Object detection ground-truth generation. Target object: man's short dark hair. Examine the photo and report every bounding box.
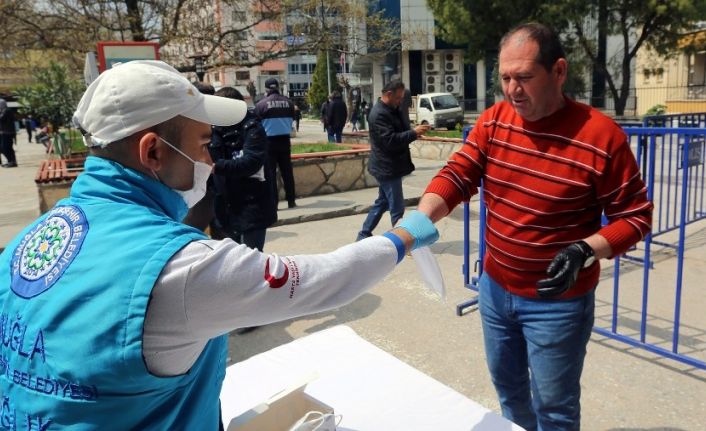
[215,86,244,101]
[382,80,405,94]
[500,22,565,72]
[193,82,215,95]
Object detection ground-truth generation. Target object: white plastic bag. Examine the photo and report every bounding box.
[288,411,341,431]
[411,246,446,301]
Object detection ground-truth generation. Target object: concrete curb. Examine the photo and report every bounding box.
[272,196,421,227]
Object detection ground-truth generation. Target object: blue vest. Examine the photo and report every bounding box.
[0,156,227,430]
[255,92,294,137]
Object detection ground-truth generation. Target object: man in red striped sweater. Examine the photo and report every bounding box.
[419,23,653,431]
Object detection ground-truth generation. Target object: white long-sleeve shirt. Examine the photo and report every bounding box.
[143,236,397,376]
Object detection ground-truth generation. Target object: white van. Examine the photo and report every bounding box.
[410,93,464,129]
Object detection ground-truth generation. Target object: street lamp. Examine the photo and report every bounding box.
[188,53,207,82]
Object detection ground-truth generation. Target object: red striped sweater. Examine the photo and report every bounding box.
[426,98,653,298]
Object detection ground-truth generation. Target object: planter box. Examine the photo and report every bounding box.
[34,150,380,213]
[35,157,85,213]
[279,149,377,199]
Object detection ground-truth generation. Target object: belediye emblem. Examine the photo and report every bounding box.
[11,205,89,298]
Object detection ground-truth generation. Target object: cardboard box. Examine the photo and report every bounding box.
[228,379,335,431]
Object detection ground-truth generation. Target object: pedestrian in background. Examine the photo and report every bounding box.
[350,102,360,132]
[399,88,413,131]
[320,97,330,133]
[210,86,277,253]
[255,78,297,208]
[193,82,216,96]
[293,103,301,132]
[360,100,369,130]
[181,82,217,232]
[416,23,653,431]
[356,81,430,240]
[0,99,17,168]
[24,115,34,143]
[326,90,347,143]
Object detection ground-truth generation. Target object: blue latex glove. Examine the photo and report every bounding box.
[397,210,439,250]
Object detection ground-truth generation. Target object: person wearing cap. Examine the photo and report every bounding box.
[255,77,297,208]
[0,60,439,429]
[0,98,17,167]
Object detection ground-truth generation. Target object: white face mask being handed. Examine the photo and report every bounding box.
[152,137,212,208]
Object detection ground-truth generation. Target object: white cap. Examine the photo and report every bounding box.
[72,60,247,147]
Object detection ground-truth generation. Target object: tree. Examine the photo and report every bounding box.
[1,0,401,74]
[14,62,85,136]
[307,51,339,114]
[427,0,706,116]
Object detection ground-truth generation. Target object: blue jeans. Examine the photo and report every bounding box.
[356,176,404,240]
[478,273,595,431]
[327,126,343,143]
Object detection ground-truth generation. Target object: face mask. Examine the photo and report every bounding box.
[153,137,212,208]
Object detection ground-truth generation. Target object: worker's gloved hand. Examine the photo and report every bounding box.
[536,243,586,298]
[397,210,439,250]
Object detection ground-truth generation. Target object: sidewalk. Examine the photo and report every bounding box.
[0,131,48,248]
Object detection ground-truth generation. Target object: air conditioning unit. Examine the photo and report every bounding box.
[426,75,437,85]
[444,52,461,72]
[425,52,440,73]
[425,83,437,93]
[445,74,461,94]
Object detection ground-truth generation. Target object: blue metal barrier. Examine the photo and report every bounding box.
[456,126,481,316]
[644,112,706,128]
[459,123,706,369]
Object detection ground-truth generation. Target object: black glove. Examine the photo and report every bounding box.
[536,242,592,298]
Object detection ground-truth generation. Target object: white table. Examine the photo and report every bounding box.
[220,325,524,431]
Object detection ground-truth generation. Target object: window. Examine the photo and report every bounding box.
[420,99,432,110]
[655,69,664,84]
[232,10,247,23]
[258,33,280,41]
[688,52,706,86]
[431,95,460,110]
[231,32,248,43]
[235,71,250,81]
[238,51,249,62]
[289,82,309,90]
[288,63,301,74]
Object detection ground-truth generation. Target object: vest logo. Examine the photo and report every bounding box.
[11,205,89,299]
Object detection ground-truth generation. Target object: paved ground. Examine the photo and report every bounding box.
[2,121,705,430]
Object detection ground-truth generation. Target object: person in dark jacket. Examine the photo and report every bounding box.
[24,115,34,143]
[350,102,360,132]
[399,88,413,131]
[210,87,277,252]
[0,99,17,168]
[182,82,217,231]
[320,98,330,132]
[293,103,301,132]
[359,100,369,130]
[255,78,297,208]
[325,90,348,143]
[356,81,430,240]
